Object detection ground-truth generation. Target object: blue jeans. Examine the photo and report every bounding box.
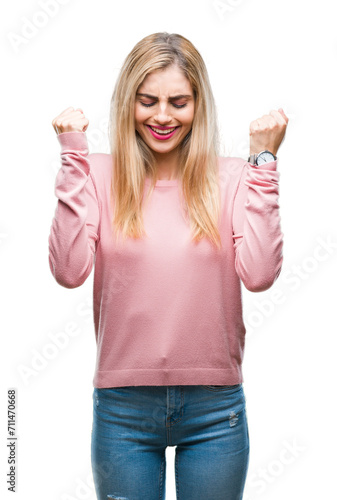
[91,384,249,500]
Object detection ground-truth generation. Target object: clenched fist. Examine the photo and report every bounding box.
[51,106,89,135]
[249,108,289,157]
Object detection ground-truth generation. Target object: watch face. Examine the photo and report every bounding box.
[257,151,275,165]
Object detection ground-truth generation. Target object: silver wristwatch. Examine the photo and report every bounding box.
[248,150,277,166]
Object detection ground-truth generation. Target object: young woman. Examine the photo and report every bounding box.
[49,32,288,500]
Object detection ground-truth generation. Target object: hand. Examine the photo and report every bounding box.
[249,108,289,157]
[51,106,89,135]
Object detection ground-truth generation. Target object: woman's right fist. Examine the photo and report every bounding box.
[52,107,89,135]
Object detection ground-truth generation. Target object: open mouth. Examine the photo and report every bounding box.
[146,125,180,140]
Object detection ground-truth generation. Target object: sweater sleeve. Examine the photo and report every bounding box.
[232,160,283,292]
[48,131,100,289]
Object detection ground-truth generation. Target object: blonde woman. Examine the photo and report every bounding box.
[49,32,288,500]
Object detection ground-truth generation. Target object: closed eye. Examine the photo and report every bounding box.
[140,102,187,109]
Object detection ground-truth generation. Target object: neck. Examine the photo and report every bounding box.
[152,148,180,180]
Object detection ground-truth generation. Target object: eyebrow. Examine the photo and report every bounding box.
[136,93,193,100]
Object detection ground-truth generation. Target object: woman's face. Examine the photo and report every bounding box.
[134,64,195,155]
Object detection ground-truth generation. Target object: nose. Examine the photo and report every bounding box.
[153,102,173,125]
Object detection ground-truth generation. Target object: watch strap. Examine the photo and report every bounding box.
[248,153,258,164]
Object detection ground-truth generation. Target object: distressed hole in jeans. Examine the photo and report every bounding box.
[229,410,239,427]
[107,496,128,499]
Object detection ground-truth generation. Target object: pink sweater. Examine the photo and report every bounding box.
[48,131,283,388]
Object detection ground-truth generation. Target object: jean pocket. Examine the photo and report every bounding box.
[200,384,241,392]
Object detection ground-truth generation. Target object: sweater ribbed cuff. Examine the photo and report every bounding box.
[247,159,278,171]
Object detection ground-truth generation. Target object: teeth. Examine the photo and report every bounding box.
[149,126,177,135]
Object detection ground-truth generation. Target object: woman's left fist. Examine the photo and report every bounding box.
[249,108,289,156]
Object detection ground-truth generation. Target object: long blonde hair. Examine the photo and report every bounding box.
[108,32,222,249]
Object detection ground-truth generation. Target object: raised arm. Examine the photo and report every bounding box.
[232,159,284,292]
[48,131,100,288]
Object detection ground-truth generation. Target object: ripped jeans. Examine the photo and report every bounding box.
[91,384,249,500]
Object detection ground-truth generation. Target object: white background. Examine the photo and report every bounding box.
[1,0,336,499]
